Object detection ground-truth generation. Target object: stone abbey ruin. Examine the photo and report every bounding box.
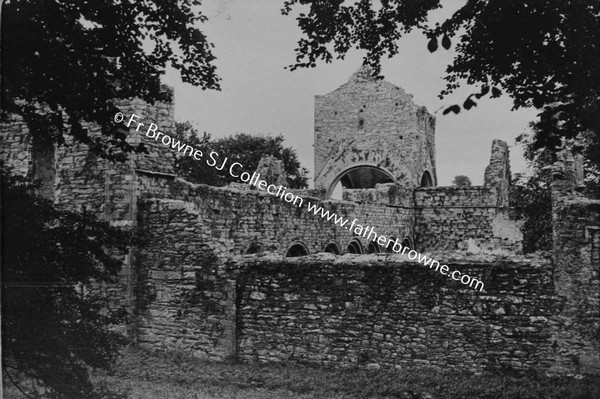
[1,67,599,375]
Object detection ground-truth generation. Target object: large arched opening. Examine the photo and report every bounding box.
[328,165,395,199]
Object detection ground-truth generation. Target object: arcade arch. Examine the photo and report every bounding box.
[346,238,364,254]
[328,165,395,199]
[285,242,310,257]
[323,241,342,255]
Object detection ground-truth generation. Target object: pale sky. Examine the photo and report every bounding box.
[162,0,538,186]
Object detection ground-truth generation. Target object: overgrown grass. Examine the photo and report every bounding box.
[5,346,599,398]
[93,347,599,399]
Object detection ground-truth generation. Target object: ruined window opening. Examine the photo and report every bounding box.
[323,242,341,255]
[347,239,363,254]
[420,171,433,187]
[367,241,381,254]
[401,237,413,250]
[386,237,397,253]
[358,117,364,129]
[286,242,309,257]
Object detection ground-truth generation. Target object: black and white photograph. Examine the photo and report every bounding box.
[1,1,599,398]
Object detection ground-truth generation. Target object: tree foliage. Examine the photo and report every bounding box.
[510,172,553,254]
[452,175,472,187]
[282,0,600,166]
[173,122,309,189]
[1,167,131,398]
[1,0,220,159]
[510,125,598,253]
[509,128,555,253]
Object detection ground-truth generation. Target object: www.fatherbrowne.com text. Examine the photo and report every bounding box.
[115,112,485,292]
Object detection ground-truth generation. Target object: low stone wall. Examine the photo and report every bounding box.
[234,254,565,372]
[134,250,598,375]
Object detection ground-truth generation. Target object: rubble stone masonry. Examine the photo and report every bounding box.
[314,66,436,195]
[2,73,598,375]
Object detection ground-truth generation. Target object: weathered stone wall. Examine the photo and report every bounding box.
[484,139,511,208]
[314,66,436,195]
[133,198,232,359]
[0,113,31,176]
[138,178,415,260]
[53,91,176,218]
[4,77,596,378]
[342,183,413,208]
[413,186,522,252]
[132,180,419,355]
[234,254,566,373]
[0,89,176,216]
[0,91,177,309]
[549,147,600,375]
[133,248,598,376]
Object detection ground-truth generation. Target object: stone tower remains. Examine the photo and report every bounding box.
[314,66,436,197]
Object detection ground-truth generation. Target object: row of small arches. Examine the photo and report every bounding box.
[245,237,414,257]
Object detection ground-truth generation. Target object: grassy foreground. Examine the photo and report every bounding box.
[4,346,599,398]
[90,347,598,399]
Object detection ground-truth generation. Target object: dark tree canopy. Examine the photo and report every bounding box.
[452,175,472,187]
[510,130,555,253]
[1,168,131,398]
[173,122,309,189]
[510,172,553,253]
[510,125,598,253]
[283,0,599,165]
[1,0,220,158]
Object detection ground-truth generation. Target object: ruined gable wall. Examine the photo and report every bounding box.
[314,68,436,193]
